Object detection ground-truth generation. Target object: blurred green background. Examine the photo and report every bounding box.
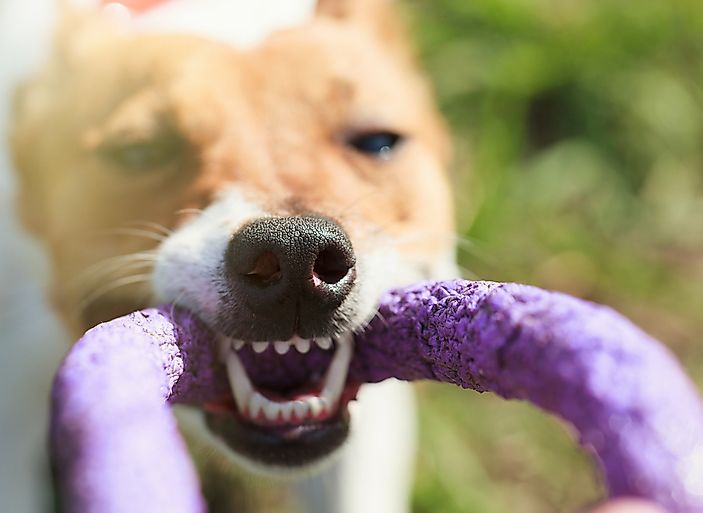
[404,0,703,511]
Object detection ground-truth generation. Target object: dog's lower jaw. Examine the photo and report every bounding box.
[204,408,351,477]
[194,381,418,513]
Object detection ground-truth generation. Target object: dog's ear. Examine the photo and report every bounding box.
[316,0,412,59]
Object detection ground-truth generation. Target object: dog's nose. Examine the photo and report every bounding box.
[223,216,356,340]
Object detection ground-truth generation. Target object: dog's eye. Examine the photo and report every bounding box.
[99,130,184,172]
[347,131,403,158]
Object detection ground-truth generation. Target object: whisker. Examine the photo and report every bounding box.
[166,291,191,338]
[72,252,158,291]
[101,227,167,243]
[168,291,187,319]
[368,308,389,330]
[124,220,173,236]
[72,260,155,293]
[453,234,497,269]
[363,225,451,249]
[79,251,158,273]
[78,273,152,314]
[176,208,204,217]
[453,234,479,250]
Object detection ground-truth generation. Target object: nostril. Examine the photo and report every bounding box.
[313,246,352,286]
[243,251,282,287]
[223,215,357,340]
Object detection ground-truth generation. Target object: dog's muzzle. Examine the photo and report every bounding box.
[207,215,361,469]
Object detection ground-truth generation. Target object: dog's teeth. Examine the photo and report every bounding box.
[315,337,332,350]
[273,341,291,355]
[252,342,269,354]
[263,399,280,422]
[308,397,325,418]
[280,402,294,422]
[225,351,253,414]
[293,400,309,420]
[292,336,311,354]
[249,392,266,418]
[320,335,354,408]
[223,330,355,426]
[318,397,330,415]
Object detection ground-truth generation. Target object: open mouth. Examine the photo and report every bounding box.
[204,334,360,469]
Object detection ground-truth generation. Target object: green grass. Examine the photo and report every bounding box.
[405,1,703,511]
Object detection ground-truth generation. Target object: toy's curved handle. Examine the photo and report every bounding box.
[352,281,703,513]
[50,280,703,513]
[50,311,208,513]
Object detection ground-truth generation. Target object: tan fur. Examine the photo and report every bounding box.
[12,4,454,337]
[8,4,455,512]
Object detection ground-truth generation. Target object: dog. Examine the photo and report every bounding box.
[7,0,457,511]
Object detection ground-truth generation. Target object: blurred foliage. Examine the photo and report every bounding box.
[403,0,703,511]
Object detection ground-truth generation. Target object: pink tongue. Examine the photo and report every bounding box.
[236,344,335,391]
[258,382,323,402]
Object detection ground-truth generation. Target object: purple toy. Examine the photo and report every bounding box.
[50,280,703,513]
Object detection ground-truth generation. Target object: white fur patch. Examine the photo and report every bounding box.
[87,0,317,48]
[152,187,266,318]
[151,185,421,336]
[339,380,418,513]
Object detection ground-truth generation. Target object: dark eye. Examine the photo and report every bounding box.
[99,129,184,172]
[347,131,403,158]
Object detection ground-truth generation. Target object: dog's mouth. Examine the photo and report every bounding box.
[203,334,360,470]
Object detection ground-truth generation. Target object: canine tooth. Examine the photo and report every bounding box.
[293,400,309,420]
[248,392,266,418]
[225,351,253,414]
[233,340,246,351]
[321,335,354,407]
[292,337,311,354]
[274,341,291,355]
[263,399,280,422]
[252,341,269,354]
[315,337,332,350]
[338,332,354,346]
[307,397,325,418]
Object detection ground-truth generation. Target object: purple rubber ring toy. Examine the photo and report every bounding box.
[50,280,703,513]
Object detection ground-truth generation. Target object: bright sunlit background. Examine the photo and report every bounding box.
[406,0,703,512]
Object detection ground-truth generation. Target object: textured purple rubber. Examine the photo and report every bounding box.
[50,280,703,513]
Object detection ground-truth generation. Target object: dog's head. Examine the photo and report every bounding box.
[12,0,456,472]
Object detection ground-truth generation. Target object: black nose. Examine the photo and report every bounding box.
[221,215,357,340]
